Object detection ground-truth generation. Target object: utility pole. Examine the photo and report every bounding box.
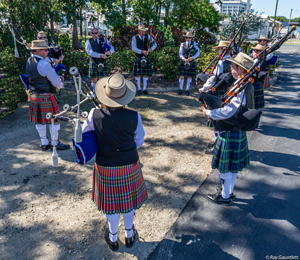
[288,8,293,32]
[272,0,279,36]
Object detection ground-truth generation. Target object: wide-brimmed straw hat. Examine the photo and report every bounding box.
[252,44,267,51]
[183,31,194,38]
[256,35,270,41]
[95,73,136,107]
[226,52,254,71]
[213,40,231,49]
[26,40,51,50]
[138,25,148,31]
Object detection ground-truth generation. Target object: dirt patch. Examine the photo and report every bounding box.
[0,81,215,260]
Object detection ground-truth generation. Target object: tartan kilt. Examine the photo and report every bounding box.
[212,131,249,173]
[29,93,59,124]
[263,71,270,88]
[92,160,148,215]
[88,61,109,79]
[179,60,196,77]
[253,82,264,109]
[132,56,152,76]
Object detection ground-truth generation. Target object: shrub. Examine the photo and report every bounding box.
[63,50,89,75]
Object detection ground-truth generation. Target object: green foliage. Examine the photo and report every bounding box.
[107,48,135,73]
[270,16,288,22]
[63,50,89,75]
[59,33,72,51]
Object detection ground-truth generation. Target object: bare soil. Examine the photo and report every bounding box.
[0,77,215,260]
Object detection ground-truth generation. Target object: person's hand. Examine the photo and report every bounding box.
[199,88,203,93]
[148,48,152,53]
[53,58,60,65]
[188,57,193,62]
[105,51,111,56]
[142,50,148,56]
[59,76,64,82]
[184,58,188,63]
[203,108,208,117]
[59,56,64,62]
[101,54,107,59]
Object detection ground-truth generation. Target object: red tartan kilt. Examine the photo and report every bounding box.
[263,71,270,88]
[92,160,148,214]
[29,93,59,124]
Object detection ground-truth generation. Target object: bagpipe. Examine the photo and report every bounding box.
[183,41,198,71]
[199,25,297,132]
[96,36,112,73]
[196,22,246,88]
[46,66,101,166]
[139,29,157,68]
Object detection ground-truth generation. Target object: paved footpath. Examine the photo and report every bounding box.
[149,44,300,260]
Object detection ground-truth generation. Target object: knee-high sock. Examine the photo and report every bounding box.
[123,210,135,238]
[143,77,148,90]
[49,124,60,146]
[91,83,96,93]
[220,171,233,199]
[214,131,219,140]
[36,124,48,145]
[186,78,192,91]
[136,77,141,90]
[106,213,120,242]
[230,173,238,194]
[179,79,184,90]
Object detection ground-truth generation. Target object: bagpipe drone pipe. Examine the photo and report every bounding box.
[46,66,101,167]
[196,22,245,87]
[198,25,297,132]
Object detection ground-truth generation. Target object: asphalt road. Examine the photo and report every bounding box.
[149,44,300,260]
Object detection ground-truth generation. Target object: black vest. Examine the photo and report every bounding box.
[26,56,55,94]
[89,38,105,65]
[182,41,196,59]
[135,35,148,59]
[222,60,231,73]
[93,108,139,166]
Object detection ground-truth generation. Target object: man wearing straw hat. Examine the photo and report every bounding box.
[81,73,147,251]
[199,40,232,154]
[131,24,157,95]
[178,31,200,96]
[85,27,114,93]
[26,40,70,151]
[203,52,254,206]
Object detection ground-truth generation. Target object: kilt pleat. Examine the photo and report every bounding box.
[263,71,270,88]
[212,131,249,173]
[29,93,59,124]
[253,82,264,109]
[88,61,109,78]
[92,161,148,214]
[132,56,152,76]
[179,60,196,77]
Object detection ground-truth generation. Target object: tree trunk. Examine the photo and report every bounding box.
[72,16,79,49]
[121,0,126,24]
[49,13,55,37]
[80,8,83,36]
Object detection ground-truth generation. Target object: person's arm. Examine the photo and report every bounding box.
[179,43,185,61]
[148,35,157,51]
[266,52,274,61]
[85,39,101,58]
[82,108,95,133]
[201,75,217,92]
[134,113,145,149]
[132,36,142,54]
[37,60,62,89]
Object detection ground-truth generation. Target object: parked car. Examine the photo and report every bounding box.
[59,24,72,34]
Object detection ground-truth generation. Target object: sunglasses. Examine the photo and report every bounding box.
[38,37,47,39]
[186,37,192,39]
[92,32,98,34]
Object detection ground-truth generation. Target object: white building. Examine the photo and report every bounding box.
[210,0,252,16]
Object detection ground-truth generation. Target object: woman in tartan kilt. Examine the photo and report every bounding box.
[82,73,147,251]
[85,27,114,93]
[203,52,254,206]
[132,24,157,95]
[199,41,232,154]
[26,40,70,151]
[178,31,200,96]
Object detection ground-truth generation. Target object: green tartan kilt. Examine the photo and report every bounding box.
[179,60,196,77]
[88,61,109,78]
[212,131,249,173]
[253,82,264,109]
[133,56,152,76]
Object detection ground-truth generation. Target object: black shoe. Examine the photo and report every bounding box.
[216,186,236,200]
[143,90,149,95]
[206,193,231,205]
[205,146,215,155]
[207,140,217,149]
[137,90,142,96]
[185,90,190,96]
[125,225,137,248]
[51,141,70,150]
[178,89,182,95]
[41,143,51,151]
[105,229,119,251]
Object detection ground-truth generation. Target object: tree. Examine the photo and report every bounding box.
[270,16,288,22]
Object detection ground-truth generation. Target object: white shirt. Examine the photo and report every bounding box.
[206,80,247,121]
[179,41,200,61]
[85,38,115,58]
[32,54,62,89]
[82,108,145,149]
[131,34,157,54]
[262,44,274,61]
[201,55,231,92]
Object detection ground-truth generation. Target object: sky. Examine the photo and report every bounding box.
[250,0,300,19]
